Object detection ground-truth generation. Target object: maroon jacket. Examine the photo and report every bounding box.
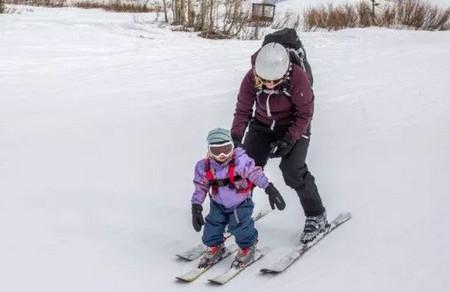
[231,64,314,142]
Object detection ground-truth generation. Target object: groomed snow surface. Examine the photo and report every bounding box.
[1,6,450,292]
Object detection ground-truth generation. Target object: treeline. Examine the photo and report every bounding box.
[3,0,160,11]
[304,0,450,31]
[168,0,249,39]
[3,0,448,33]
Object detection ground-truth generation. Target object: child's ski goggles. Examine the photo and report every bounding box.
[208,142,234,159]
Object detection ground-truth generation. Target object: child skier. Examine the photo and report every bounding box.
[191,128,286,268]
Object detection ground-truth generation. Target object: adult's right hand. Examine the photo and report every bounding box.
[192,204,204,232]
[269,136,294,158]
[265,183,286,210]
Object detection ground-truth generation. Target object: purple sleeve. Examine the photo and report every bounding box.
[231,69,256,139]
[287,67,314,142]
[235,149,270,190]
[191,160,209,205]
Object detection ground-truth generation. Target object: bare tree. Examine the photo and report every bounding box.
[172,0,187,25]
[192,0,216,32]
[172,0,179,24]
[162,0,168,23]
[195,0,208,31]
[208,0,215,31]
[222,0,248,36]
[0,0,4,14]
[187,0,194,27]
[168,0,252,38]
[180,0,185,25]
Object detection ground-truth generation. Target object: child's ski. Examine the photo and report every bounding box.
[175,244,238,282]
[207,247,269,285]
[260,212,352,274]
[176,208,272,261]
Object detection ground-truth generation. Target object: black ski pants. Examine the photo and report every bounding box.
[243,120,325,217]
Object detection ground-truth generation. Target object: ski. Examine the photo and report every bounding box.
[260,212,352,274]
[176,243,238,282]
[176,208,272,261]
[208,246,269,285]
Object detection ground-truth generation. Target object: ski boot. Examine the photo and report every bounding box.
[198,243,226,268]
[232,243,257,268]
[300,211,329,244]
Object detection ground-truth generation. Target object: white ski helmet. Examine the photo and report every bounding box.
[255,42,290,81]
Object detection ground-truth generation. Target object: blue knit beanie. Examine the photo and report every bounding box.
[207,128,232,145]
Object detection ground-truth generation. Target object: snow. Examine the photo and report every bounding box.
[1,5,450,292]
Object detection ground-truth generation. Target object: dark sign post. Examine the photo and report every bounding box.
[251,3,276,23]
[250,3,276,39]
[371,0,380,16]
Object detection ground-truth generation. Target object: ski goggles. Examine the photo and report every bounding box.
[255,74,284,88]
[208,142,234,159]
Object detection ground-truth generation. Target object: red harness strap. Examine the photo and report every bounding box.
[204,158,218,195]
[228,158,254,194]
[204,154,253,196]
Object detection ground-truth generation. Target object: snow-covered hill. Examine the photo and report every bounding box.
[1,6,449,292]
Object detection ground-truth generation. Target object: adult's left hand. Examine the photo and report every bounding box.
[269,136,294,158]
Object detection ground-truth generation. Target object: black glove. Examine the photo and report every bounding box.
[231,134,243,148]
[265,183,286,210]
[192,204,204,232]
[269,136,294,158]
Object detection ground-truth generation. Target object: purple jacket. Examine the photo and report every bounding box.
[191,148,270,209]
[231,63,314,142]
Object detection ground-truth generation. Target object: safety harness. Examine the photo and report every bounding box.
[204,153,254,196]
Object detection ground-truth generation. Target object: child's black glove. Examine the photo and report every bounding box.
[265,183,286,210]
[269,136,294,158]
[192,204,204,232]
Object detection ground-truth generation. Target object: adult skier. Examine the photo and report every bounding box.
[231,42,328,243]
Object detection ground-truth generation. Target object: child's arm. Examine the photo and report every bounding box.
[236,150,286,210]
[236,151,270,190]
[191,160,209,232]
[191,160,210,205]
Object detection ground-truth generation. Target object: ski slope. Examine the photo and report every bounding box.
[1,6,450,292]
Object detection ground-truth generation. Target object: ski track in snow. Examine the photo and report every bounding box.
[1,5,450,292]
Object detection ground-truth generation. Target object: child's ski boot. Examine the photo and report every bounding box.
[198,243,226,268]
[232,243,257,268]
